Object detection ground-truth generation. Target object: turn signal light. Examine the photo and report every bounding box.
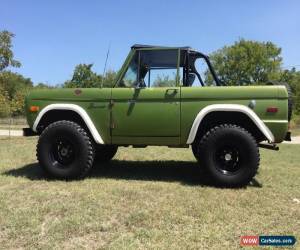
[29,106,39,112]
[266,107,278,113]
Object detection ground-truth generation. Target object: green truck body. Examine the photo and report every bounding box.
[25,85,288,145]
[24,45,291,186]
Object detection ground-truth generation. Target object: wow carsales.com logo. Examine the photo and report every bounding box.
[240,235,296,247]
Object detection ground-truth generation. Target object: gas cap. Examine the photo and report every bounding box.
[248,100,256,109]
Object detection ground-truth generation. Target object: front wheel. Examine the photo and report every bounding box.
[195,124,260,187]
[37,120,95,179]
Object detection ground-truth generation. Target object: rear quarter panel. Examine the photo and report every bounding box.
[180,86,288,144]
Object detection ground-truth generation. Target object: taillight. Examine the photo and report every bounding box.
[266,107,278,113]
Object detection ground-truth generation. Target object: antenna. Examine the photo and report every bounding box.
[101,42,111,87]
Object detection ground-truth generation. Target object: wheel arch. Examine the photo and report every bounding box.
[33,104,104,144]
[186,104,274,144]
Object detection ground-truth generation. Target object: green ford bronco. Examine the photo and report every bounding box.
[24,44,292,187]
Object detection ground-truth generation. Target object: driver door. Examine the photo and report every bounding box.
[111,49,181,145]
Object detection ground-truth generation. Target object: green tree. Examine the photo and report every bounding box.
[64,64,102,88]
[0,71,33,116]
[278,68,300,114]
[208,39,282,85]
[34,82,53,89]
[102,70,118,87]
[0,71,33,99]
[10,88,30,115]
[0,30,21,71]
[64,64,117,88]
[152,74,176,87]
[0,85,10,117]
[0,30,27,116]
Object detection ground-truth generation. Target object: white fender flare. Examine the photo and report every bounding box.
[33,103,104,144]
[186,104,275,144]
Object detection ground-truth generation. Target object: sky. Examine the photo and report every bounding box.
[1,0,300,85]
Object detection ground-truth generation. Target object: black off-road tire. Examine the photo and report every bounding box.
[196,124,260,187]
[94,144,118,163]
[192,142,200,161]
[268,81,293,121]
[37,120,95,179]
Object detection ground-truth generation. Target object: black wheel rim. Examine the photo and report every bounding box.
[214,145,241,175]
[50,137,76,168]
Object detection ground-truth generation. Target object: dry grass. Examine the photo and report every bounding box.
[0,137,299,249]
[0,117,27,130]
[0,124,27,130]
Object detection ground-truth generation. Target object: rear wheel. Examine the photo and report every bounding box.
[195,124,260,187]
[192,143,200,161]
[37,120,95,179]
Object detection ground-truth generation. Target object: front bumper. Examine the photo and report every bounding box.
[23,128,37,137]
[284,131,291,141]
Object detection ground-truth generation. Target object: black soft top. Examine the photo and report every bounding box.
[131,44,192,50]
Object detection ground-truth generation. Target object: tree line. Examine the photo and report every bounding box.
[207,39,300,113]
[0,30,117,117]
[0,30,299,118]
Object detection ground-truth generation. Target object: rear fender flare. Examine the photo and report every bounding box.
[186,104,275,144]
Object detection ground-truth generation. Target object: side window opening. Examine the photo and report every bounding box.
[144,68,178,87]
[118,48,219,88]
[140,49,180,88]
[193,57,216,86]
[182,51,217,87]
[118,49,182,88]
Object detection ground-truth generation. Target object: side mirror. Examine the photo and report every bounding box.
[187,73,196,86]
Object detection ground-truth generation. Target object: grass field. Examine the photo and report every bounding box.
[0,137,299,249]
[292,126,300,136]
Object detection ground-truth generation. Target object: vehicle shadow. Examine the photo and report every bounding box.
[92,160,210,186]
[2,160,262,188]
